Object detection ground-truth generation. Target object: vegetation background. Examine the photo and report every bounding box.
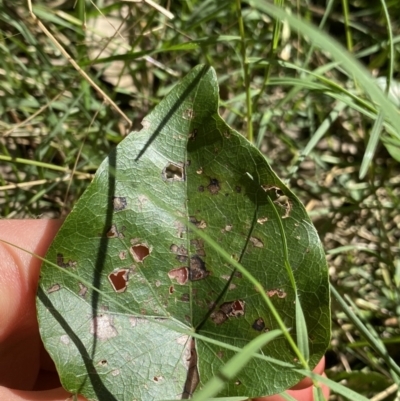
[1,0,400,400]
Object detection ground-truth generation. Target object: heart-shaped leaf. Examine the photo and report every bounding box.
[37,65,330,400]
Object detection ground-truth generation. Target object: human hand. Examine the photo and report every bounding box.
[0,219,328,401]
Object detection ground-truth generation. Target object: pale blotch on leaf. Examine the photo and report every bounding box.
[130,244,150,263]
[168,267,189,285]
[108,268,130,293]
[60,334,70,345]
[267,289,287,298]
[162,162,185,182]
[97,360,108,367]
[90,314,118,340]
[183,108,195,120]
[112,196,127,212]
[196,166,203,174]
[257,216,268,225]
[111,369,120,376]
[153,376,164,382]
[250,236,264,248]
[228,283,236,290]
[78,283,87,297]
[119,250,127,260]
[47,283,61,294]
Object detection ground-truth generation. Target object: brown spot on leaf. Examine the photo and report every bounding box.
[153,375,163,382]
[168,267,189,285]
[252,317,266,331]
[112,196,127,211]
[189,216,207,229]
[56,254,76,268]
[181,293,190,302]
[47,284,61,294]
[250,236,264,248]
[207,178,220,194]
[169,286,175,294]
[210,310,228,325]
[189,255,209,281]
[162,162,185,182]
[130,244,150,262]
[198,185,204,192]
[108,269,130,293]
[235,186,241,193]
[189,129,198,140]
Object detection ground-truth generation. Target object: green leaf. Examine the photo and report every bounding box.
[37,65,330,400]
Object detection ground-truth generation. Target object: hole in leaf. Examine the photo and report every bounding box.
[130,244,150,262]
[108,269,130,293]
[252,318,266,331]
[106,224,119,238]
[169,286,175,294]
[220,300,245,317]
[168,267,189,285]
[162,162,185,181]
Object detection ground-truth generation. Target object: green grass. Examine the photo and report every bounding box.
[1,0,400,399]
